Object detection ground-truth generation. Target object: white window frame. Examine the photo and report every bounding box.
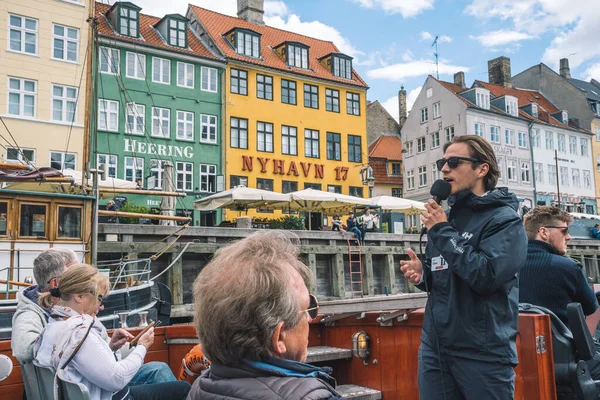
[507,159,517,182]
[201,67,218,93]
[596,126,600,142]
[152,107,170,138]
[405,140,414,156]
[548,164,557,184]
[176,110,194,141]
[431,131,440,149]
[562,111,569,125]
[518,131,528,149]
[506,98,518,116]
[545,131,554,150]
[50,151,76,171]
[257,121,274,152]
[583,170,592,189]
[431,162,439,182]
[426,88,433,98]
[505,129,515,146]
[281,125,297,156]
[520,161,530,183]
[176,162,193,192]
[406,169,415,190]
[417,137,426,153]
[126,52,146,80]
[475,123,485,137]
[97,154,117,178]
[126,103,145,135]
[98,99,119,132]
[418,166,427,188]
[8,14,38,55]
[177,62,194,89]
[532,129,541,148]
[476,90,489,109]
[200,114,217,144]
[534,163,543,184]
[8,77,36,118]
[199,164,217,193]
[560,166,569,187]
[6,147,35,164]
[532,104,538,118]
[99,47,119,74]
[572,168,581,188]
[420,107,428,123]
[498,158,504,182]
[124,156,144,185]
[580,138,589,157]
[444,126,454,142]
[569,136,577,155]
[149,159,164,190]
[490,126,500,144]
[557,133,566,152]
[152,57,171,84]
[432,102,441,119]
[52,24,78,63]
[52,84,77,123]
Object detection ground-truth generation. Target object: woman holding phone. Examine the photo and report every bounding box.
[34,264,191,400]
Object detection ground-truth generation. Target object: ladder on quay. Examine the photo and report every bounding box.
[347,238,363,298]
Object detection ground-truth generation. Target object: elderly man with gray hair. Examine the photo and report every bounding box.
[12,247,78,399]
[188,231,343,400]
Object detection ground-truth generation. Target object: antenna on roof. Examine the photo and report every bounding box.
[432,36,439,79]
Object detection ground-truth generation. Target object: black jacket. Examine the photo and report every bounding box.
[519,240,598,325]
[187,357,343,400]
[418,188,527,365]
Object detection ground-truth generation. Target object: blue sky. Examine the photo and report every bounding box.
[124,0,600,120]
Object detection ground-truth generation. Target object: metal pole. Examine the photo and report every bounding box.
[555,150,561,209]
[92,172,99,265]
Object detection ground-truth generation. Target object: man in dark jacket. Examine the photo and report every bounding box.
[400,135,527,400]
[188,231,343,400]
[345,211,362,242]
[520,206,600,378]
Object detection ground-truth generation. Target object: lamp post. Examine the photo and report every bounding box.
[360,165,375,198]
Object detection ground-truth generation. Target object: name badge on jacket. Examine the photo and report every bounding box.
[431,256,448,271]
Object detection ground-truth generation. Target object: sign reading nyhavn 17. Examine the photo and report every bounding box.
[124,139,194,159]
[241,155,349,181]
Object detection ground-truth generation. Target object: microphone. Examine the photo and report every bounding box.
[420,179,452,236]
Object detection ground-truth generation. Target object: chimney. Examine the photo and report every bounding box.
[591,78,600,89]
[488,56,512,88]
[454,71,466,88]
[559,58,571,79]
[237,0,264,25]
[398,86,407,127]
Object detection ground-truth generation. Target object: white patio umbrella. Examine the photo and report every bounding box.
[193,186,290,211]
[368,195,426,215]
[287,188,371,229]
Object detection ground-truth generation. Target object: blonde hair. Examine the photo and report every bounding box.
[39,264,109,309]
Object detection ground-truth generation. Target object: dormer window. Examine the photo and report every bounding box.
[333,55,352,79]
[505,96,518,117]
[532,104,538,118]
[562,110,569,125]
[168,18,186,48]
[287,43,308,69]
[475,89,489,110]
[234,29,260,58]
[119,6,138,37]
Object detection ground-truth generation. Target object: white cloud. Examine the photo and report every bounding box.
[401,49,414,62]
[380,86,422,122]
[584,63,600,82]
[464,0,600,70]
[367,60,470,82]
[421,31,452,43]
[264,1,289,18]
[470,30,535,47]
[351,0,435,18]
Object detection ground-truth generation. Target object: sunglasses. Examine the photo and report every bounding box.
[301,294,319,319]
[89,291,107,307]
[436,156,481,171]
[543,225,569,235]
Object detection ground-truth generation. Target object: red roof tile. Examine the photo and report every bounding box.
[96,2,221,61]
[188,5,368,88]
[370,159,402,185]
[369,134,402,161]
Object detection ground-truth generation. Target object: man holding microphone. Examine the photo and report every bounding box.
[400,135,527,399]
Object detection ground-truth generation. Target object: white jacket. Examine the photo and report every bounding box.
[34,308,146,400]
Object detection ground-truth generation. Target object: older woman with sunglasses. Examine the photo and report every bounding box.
[33,264,190,400]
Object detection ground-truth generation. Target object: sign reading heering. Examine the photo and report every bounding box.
[124,139,194,159]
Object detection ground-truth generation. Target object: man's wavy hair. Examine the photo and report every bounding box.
[523,206,573,240]
[193,230,312,365]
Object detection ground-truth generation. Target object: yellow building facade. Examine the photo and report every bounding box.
[0,0,89,173]
[189,4,369,222]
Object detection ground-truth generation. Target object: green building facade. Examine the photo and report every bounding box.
[93,2,226,225]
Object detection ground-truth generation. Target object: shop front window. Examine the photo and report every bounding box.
[20,204,46,237]
[58,206,81,238]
